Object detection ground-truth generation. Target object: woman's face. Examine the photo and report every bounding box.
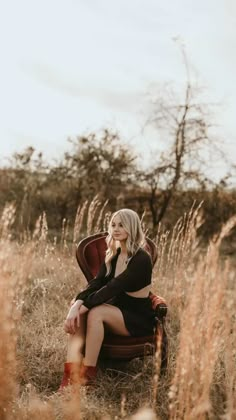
[111,214,128,242]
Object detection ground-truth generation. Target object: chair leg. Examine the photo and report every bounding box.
[160,326,168,374]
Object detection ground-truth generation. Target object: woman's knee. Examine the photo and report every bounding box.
[87,306,105,325]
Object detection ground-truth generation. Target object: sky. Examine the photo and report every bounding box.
[0,0,235,182]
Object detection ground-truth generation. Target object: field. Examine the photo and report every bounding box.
[0,202,236,420]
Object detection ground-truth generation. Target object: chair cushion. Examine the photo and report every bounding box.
[101,334,157,359]
[103,334,155,345]
[101,328,165,360]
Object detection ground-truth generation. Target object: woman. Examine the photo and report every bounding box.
[60,208,156,388]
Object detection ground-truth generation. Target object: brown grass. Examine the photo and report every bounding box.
[0,202,235,419]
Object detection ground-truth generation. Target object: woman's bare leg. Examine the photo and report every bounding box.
[66,312,88,362]
[84,304,130,366]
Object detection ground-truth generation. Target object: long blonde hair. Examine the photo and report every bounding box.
[105,208,145,274]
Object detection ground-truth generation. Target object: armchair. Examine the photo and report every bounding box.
[76,232,168,370]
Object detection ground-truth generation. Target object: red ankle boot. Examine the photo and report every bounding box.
[58,362,80,391]
[79,364,97,386]
[59,362,97,391]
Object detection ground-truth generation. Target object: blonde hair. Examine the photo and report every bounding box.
[105,208,146,274]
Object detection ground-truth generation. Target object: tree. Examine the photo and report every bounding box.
[1,147,47,233]
[140,49,224,231]
[62,129,136,202]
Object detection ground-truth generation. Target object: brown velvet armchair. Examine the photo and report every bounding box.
[76,232,168,369]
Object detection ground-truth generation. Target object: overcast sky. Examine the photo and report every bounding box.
[0,0,235,181]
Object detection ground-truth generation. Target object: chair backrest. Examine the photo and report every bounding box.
[76,231,157,282]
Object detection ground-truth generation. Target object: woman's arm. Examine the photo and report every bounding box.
[75,261,107,301]
[82,251,152,310]
[64,299,83,334]
[65,261,107,333]
[79,304,89,315]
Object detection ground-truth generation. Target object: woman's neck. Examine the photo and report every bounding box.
[119,241,127,255]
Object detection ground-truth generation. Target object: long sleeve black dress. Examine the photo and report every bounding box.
[75,247,156,336]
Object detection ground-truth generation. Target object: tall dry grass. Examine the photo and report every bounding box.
[0,201,235,419]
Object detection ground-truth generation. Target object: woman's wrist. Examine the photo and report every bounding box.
[73,299,83,307]
[79,305,89,314]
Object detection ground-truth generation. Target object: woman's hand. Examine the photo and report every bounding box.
[79,305,89,315]
[64,300,83,334]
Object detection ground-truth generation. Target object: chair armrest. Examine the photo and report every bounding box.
[155,303,168,320]
[149,292,168,321]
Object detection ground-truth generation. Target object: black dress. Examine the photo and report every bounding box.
[75,247,156,336]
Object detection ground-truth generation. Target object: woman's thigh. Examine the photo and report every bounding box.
[76,312,88,335]
[88,304,130,336]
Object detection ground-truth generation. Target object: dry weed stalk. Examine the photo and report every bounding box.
[154,203,204,306]
[120,393,127,418]
[73,196,108,239]
[60,218,67,248]
[63,220,70,250]
[94,199,109,233]
[33,212,48,242]
[73,204,81,243]
[0,202,16,240]
[223,307,236,418]
[169,215,236,419]
[0,242,33,419]
[103,211,112,232]
[60,389,82,420]
[212,214,236,249]
[73,200,88,243]
[87,195,101,235]
[151,332,162,409]
[141,209,149,237]
[59,216,71,251]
